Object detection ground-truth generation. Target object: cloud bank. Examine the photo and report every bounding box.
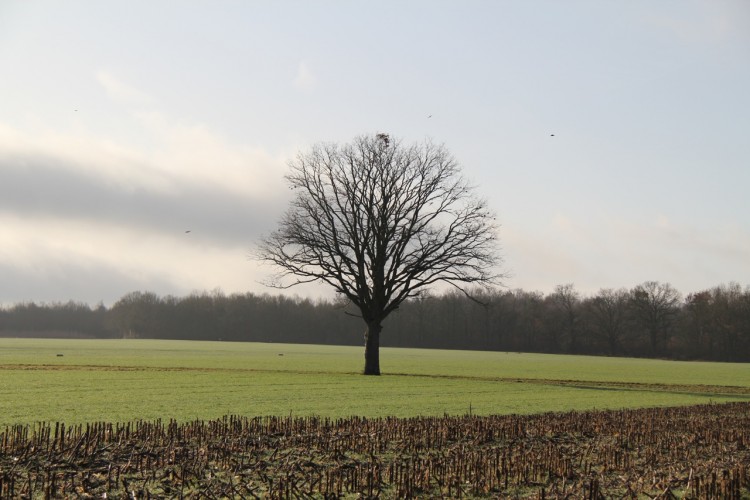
[0,72,296,305]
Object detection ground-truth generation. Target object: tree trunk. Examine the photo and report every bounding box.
[364,320,382,375]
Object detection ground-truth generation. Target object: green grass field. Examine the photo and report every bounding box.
[1,338,749,427]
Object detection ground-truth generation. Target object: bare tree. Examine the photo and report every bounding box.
[257,134,502,374]
[629,281,681,356]
[550,283,581,353]
[587,288,629,355]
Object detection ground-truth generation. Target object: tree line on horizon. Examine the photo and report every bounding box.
[2,281,749,362]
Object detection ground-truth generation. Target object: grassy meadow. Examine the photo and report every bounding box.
[1,338,749,427]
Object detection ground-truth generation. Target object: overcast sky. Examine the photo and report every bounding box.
[1,1,749,306]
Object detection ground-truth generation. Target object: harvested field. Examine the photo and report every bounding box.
[1,402,748,498]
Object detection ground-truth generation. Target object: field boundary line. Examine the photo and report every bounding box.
[3,363,749,398]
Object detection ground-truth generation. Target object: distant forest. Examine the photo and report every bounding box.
[1,281,749,362]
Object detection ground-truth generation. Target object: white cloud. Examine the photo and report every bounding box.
[552,213,572,231]
[655,214,670,229]
[90,70,290,200]
[0,210,336,305]
[0,213,259,301]
[131,110,288,200]
[0,68,303,304]
[293,61,317,92]
[96,70,153,105]
[0,121,176,194]
[0,69,291,201]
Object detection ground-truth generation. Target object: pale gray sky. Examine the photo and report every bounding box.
[1,1,749,305]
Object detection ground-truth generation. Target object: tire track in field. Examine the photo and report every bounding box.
[2,363,750,398]
[387,372,750,398]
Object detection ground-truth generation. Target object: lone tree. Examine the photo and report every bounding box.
[258,134,502,375]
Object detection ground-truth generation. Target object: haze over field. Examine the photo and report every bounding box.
[1,1,748,305]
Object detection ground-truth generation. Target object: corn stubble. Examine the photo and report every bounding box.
[1,403,748,498]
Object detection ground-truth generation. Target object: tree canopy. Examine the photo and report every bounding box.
[258,134,502,374]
